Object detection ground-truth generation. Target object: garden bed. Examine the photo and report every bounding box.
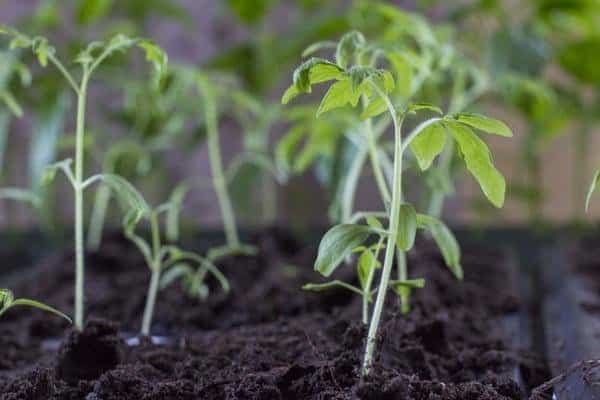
[0,230,548,399]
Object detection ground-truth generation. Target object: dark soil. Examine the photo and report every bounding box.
[0,229,547,399]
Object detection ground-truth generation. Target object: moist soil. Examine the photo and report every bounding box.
[0,229,548,399]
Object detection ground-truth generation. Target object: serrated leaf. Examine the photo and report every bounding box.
[445,120,506,208]
[387,52,413,97]
[336,31,366,69]
[409,119,446,170]
[585,168,600,212]
[396,203,417,251]
[317,79,360,116]
[357,249,380,290]
[315,224,372,277]
[416,214,462,279]
[454,113,513,137]
[292,57,343,93]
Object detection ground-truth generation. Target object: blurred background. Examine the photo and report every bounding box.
[1,0,600,233]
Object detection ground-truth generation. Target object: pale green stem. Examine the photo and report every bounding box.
[366,119,391,206]
[201,83,240,247]
[362,86,403,376]
[73,73,89,330]
[362,235,385,324]
[87,184,112,251]
[141,212,161,336]
[341,144,369,223]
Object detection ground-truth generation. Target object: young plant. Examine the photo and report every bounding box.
[0,27,167,330]
[123,187,229,336]
[283,31,512,375]
[0,288,71,323]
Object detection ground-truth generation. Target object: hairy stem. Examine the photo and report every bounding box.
[362,87,403,375]
[87,184,112,251]
[73,74,89,330]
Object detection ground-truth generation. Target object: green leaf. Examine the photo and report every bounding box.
[137,40,168,79]
[416,214,463,279]
[10,299,72,323]
[302,280,364,296]
[0,289,71,323]
[166,182,189,242]
[314,224,372,277]
[387,52,412,97]
[454,113,513,137]
[31,38,55,67]
[292,57,344,93]
[159,264,193,290]
[396,203,417,251]
[407,103,443,115]
[76,0,114,25]
[390,278,425,291]
[93,174,149,220]
[445,120,506,208]
[409,119,446,170]
[365,216,383,230]
[585,168,600,212]
[317,79,361,116]
[336,30,366,69]
[357,249,380,290]
[360,96,387,119]
[281,85,300,104]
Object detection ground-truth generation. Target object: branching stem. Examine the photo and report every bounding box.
[362,85,404,375]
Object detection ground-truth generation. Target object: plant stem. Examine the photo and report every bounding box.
[87,184,112,251]
[573,121,590,222]
[341,143,369,223]
[141,266,160,336]
[366,119,391,206]
[73,74,89,330]
[141,212,161,336]
[362,87,403,376]
[200,79,240,247]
